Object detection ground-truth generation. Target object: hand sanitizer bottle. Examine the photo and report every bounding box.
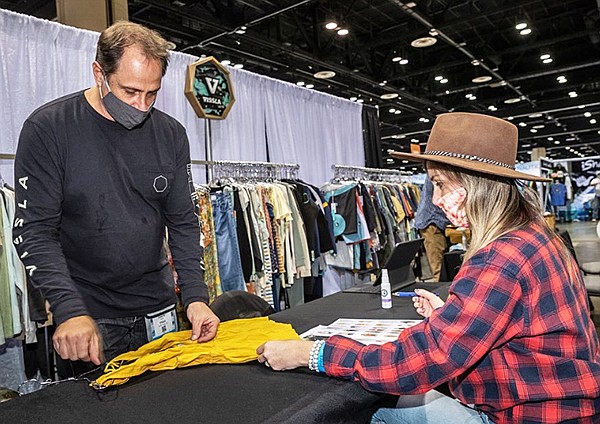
[380,269,392,309]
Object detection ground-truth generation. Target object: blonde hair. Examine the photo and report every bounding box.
[427,162,577,276]
[96,21,170,76]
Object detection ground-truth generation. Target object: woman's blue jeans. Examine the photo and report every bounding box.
[371,390,494,424]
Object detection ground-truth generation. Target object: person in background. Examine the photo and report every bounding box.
[256,112,600,423]
[589,171,600,221]
[13,21,219,369]
[413,177,451,281]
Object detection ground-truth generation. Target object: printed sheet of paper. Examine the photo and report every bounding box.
[300,318,422,345]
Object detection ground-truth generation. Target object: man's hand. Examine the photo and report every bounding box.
[53,315,104,365]
[186,302,220,342]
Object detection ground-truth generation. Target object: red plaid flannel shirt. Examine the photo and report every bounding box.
[324,223,600,423]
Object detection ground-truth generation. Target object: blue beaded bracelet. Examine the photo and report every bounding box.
[316,341,325,373]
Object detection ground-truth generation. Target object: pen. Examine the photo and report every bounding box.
[393,291,439,297]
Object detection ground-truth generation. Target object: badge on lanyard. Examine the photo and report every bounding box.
[144,304,178,341]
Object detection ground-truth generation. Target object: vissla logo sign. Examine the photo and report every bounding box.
[184,57,236,120]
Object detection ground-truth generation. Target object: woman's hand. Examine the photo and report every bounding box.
[256,340,314,371]
[412,288,445,318]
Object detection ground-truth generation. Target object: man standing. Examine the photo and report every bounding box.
[13,21,219,367]
[413,177,451,282]
[589,172,600,221]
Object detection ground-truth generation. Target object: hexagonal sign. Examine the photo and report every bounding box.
[185,56,235,120]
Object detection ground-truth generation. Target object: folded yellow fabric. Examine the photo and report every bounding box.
[93,317,299,388]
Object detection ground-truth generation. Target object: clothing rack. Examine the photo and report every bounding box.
[331,164,407,182]
[203,160,300,182]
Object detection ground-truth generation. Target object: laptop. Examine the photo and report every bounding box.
[343,238,424,294]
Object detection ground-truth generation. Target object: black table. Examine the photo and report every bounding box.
[0,282,446,424]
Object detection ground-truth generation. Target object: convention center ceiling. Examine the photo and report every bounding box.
[2,0,600,168]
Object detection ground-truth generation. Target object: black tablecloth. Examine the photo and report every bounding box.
[0,283,447,424]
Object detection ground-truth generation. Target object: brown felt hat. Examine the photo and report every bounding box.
[389,112,550,182]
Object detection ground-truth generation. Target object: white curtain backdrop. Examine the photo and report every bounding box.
[0,8,365,187]
[0,11,98,185]
[263,75,364,184]
[211,68,268,162]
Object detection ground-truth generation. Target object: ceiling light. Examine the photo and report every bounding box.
[569,91,578,98]
[235,26,247,35]
[389,108,396,113]
[540,54,551,60]
[234,64,244,69]
[489,80,508,88]
[399,59,409,65]
[386,158,394,164]
[337,28,349,36]
[472,75,492,83]
[305,84,314,89]
[591,119,597,124]
[411,138,419,143]
[507,116,514,120]
[542,58,553,64]
[429,28,439,36]
[584,112,592,117]
[445,90,450,94]
[379,81,387,86]
[434,75,443,81]
[440,78,448,84]
[394,110,401,114]
[554,140,560,144]
[393,134,406,139]
[488,105,498,111]
[392,56,402,62]
[515,22,528,30]
[349,96,357,101]
[547,137,554,141]
[504,97,522,104]
[314,70,336,79]
[520,28,532,35]
[530,129,538,133]
[296,81,305,86]
[578,105,586,109]
[380,93,399,100]
[411,37,437,48]
[518,122,527,127]
[529,113,543,118]
[356,99,364,103]
[221,60,231,66]
[406,2,417,7]
[325,22,338,30]
[533,124,545,129]
[471,59,481,66]
[557,77,567,83]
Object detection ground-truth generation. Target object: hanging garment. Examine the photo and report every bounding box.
[211,191,246,292]
[93,317,299,388]
[196,189,222,302]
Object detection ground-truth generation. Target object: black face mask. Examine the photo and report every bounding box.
[100,76,154,130]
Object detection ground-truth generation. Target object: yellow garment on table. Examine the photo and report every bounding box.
[93,317,299,389]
